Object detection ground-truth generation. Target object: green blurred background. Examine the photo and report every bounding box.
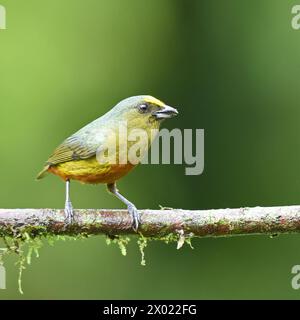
[1,0,300,299]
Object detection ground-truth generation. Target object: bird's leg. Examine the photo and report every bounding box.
[64,179,74,224]
[107,183,141,231]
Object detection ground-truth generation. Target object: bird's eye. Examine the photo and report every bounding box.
[138,104,148,113]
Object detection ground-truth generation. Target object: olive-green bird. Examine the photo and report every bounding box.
[37,95,178,230]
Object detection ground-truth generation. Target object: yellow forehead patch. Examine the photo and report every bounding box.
[144,96,165,108]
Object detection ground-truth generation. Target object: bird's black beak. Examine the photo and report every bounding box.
[153,105,179,120]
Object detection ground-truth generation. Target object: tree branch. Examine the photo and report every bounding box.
[1,205,300,239]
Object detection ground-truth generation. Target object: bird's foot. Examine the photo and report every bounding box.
[128,204,141,232]
[64,201,74,225]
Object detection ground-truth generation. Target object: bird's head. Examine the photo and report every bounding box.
[110,95,179,130]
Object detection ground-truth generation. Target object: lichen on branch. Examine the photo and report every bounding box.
[1,205,300,294]
[1,206,300,239]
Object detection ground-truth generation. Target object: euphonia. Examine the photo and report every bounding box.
[37,95,178,230]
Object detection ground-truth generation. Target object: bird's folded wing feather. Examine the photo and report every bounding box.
[46,135,98,165]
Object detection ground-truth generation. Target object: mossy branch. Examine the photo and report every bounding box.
[1,205,300,239]
[3,205,299,294]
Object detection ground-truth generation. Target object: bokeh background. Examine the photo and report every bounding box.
[1,0,300,299]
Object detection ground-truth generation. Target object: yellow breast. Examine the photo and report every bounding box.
[48,157,135,184]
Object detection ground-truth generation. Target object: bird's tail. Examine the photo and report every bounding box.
[36,165,50,180]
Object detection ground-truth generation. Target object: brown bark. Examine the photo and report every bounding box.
[0,206,300,238]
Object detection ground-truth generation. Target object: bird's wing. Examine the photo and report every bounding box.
[46,135,99,166]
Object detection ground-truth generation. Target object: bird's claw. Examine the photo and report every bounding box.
[64,201,74,225]
[128,204,141,232]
